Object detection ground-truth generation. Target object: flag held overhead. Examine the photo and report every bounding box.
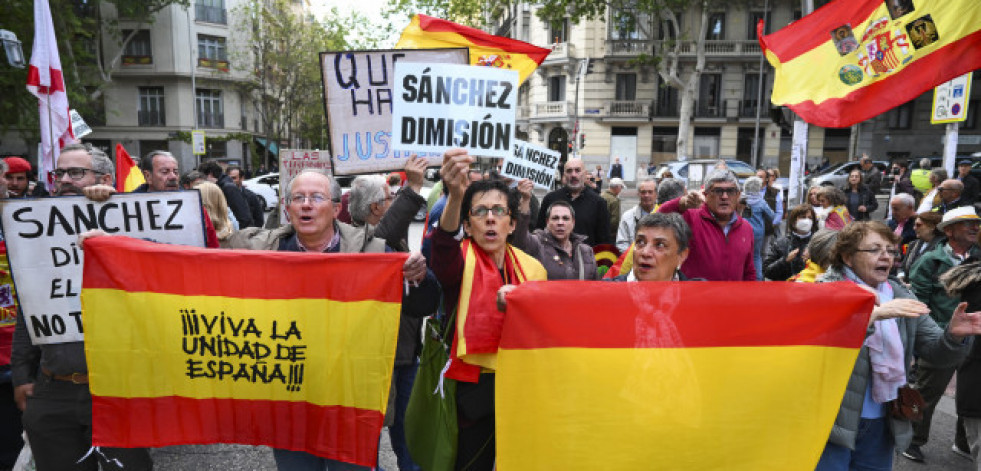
[760,0,981,128]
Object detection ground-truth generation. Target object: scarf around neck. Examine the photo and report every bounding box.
[843,266,905,403]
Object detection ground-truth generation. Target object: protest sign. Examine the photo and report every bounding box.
[278,149,333,222]
[82,237,404,466]
[322,48,468,175]
[0,191,207,344]
[392,62,518,160]
[501,140,561,190]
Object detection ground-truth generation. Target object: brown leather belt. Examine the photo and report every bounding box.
[43,368,89,384]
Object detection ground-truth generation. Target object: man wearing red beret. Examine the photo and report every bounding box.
[3,157,47,198]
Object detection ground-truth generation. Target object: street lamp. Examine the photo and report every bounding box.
[0,29,26,68]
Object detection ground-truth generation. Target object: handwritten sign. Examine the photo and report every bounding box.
[322,48,468,175]
[0,192,207,344]
[501,140,561,190]
[392,63,519,159]
[278,149,333,222]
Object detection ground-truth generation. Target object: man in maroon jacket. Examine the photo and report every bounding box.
[658,169,756,281]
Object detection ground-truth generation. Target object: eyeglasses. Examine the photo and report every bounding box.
[470,205,509,218]
[936,187,953,192]
[288,193,329,205]
[709,187,739,196]
[855,247,901,258]
[53,167,103,180]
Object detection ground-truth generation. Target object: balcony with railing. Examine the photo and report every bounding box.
[197,112,224,129]
[738,99,770,118]
[531,101,572,120]
[543,42,575,63]
[695,100,724,118]
[606,40,650,57]
[654,40,762,57]
[603,100,650,120]
[195,3,227,24]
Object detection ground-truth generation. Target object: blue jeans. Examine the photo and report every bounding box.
[273,449,373,471]
[815,418,894,471]
[388,363,422,471]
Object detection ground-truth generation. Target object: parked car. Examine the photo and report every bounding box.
[242,173,279,211]
[804,160,889,191]
[654,159,757,188]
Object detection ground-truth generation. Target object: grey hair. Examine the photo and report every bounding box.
[807,229,839,268]
[819,186,847,206]
[286,169,337,201]
[930,168,948,181]
[703,169,738,190]
[743,176,764,195]
[58,143,113,177]
[919,158,931,168]
[636,212,692,253]
[657,178,686,204]
[891,193,915,209]
[348,175,388,225]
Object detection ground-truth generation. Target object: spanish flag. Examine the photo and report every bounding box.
[760,0,981,128]
[496,281,874,469]
[81,237,405,466]
[115,143,145,192]
[396,14,551,84]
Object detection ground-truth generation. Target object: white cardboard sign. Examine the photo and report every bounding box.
[391,62,518,159]
[278,149,333,222]
[1,191,207,344]
[500,140,561,190]
[323,48,468,175]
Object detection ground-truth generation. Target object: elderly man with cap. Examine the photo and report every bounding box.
[903,206,981,463]
[957,159,979,206]
[3,157,47,198]
[600,177,624,243]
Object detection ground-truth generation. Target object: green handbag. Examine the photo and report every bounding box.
[404,314,458,471]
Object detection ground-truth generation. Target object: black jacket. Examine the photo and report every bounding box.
[537,187,612,246]
[888,216,917,247]
[842,184,878,221]
[217,174,254,228]
[241,187,265,228]
[763,232,812,281]
[961,174,980,206]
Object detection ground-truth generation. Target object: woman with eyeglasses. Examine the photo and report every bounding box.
[431,149,546,470]
[814,221,977,470]
[511,189,597,280]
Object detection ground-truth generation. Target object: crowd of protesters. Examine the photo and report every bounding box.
[0,147,980,471]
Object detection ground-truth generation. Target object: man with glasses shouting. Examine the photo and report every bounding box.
[657,168,756,281]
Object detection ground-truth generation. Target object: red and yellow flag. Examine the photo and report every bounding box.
[396,14,551,84]
[497,281,874,469]
[81,237,406,466]
[115,143,145,192]
[760,0,981,128]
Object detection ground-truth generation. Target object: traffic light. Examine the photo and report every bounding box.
[579,133,585,149]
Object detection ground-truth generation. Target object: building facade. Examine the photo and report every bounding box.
[511,1,981,183]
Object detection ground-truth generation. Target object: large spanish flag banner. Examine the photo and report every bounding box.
[81,237,405,466]
[396,14,550,84]
[497,281,874,469]
[760,0,981,128]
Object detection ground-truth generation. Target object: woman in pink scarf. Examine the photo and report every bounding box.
[814,221,981,470]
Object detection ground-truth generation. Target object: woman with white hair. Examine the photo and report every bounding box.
[742,176,775,280]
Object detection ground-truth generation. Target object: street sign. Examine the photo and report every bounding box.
[931,73,972,124]
[192,130,206,155]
